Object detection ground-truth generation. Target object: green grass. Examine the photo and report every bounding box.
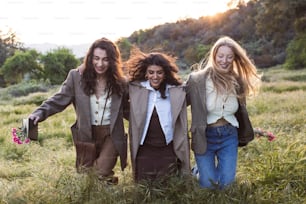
[0,66,305,203]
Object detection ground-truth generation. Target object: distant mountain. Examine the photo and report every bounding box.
[25,43,90,58]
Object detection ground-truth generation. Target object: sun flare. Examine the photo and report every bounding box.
[202,1,232,16]
[0,0,246,44]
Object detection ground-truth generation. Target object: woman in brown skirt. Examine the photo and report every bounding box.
[29,38,129,184]
[126,51,190,182]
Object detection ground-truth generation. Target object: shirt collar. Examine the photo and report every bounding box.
[140,80,174,91]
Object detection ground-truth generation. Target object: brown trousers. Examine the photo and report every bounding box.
[75,125,118,177]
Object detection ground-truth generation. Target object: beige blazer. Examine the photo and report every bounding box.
[31,68,128,170]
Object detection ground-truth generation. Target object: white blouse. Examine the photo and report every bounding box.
[140,80,174,145]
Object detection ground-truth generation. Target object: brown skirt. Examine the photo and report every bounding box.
[135,141,178,182]
[92,125,118,178]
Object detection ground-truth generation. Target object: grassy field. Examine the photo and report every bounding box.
[0,66,305,204]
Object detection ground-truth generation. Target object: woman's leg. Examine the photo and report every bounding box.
[93,125,119,183]
[195,149,217,188]
[216,125,238,189]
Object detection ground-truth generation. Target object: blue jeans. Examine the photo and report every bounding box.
[195,124,238,189]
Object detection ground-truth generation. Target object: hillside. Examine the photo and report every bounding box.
[116,0,303,69]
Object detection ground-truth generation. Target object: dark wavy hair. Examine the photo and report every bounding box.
[127,51,182,98]
[81,37,125,96]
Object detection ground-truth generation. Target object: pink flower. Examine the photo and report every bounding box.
[267,132,276,141]
[12,128,17,133]
[11,127,31,145]
[254,128,276,142]
[25,138,30,144]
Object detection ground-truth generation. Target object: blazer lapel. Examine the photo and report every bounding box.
[129,84,148,130]
[110,93,121,132]
[77,83,91,128]
[170,87,186,127]
[196,72,208,112]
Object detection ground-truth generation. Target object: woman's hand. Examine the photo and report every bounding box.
[28,114,40,125]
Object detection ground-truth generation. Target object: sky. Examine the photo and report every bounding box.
[0,0,236,46]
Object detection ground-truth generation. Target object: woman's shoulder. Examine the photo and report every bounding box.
[194,68,209,76]
[76,63,85,74]
[188,68,209,82]
[129,80,143,87]
[66,67,82,77]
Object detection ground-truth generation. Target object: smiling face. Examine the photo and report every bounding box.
[92,48,109,77]
[215,45,234,72]
[146,65,165,89]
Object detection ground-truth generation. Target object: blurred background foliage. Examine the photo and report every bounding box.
[0,0,305,88]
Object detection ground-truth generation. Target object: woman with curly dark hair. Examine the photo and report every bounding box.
[127,51,190,182]
[29,37,128,184]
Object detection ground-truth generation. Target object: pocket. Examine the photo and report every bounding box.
[191,125,206,150]
[75,141,96,171]
[226,124,238,137]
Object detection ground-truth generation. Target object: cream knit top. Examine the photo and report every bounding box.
[206,77,239,127]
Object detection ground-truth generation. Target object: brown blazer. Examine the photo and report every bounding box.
[31,68,128,170]
[128,81,190,178]
[186,69,209,155]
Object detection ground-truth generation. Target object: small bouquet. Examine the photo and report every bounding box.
[11,127,30,144]
[11,118,38,144]
[254,128,276,141]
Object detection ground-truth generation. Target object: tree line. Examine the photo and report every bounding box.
[117,0,306,70]
[0,0,305,87]
[0,29,79,87]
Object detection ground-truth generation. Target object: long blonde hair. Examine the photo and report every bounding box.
[199,36,260,97]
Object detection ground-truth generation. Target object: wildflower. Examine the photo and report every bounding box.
[254,128,276,142]
[11,127,30,145]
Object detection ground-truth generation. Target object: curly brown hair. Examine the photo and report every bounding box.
[81,37,125,96]
[127,51,182,98]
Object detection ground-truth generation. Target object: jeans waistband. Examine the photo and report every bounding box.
[206,123,233,130]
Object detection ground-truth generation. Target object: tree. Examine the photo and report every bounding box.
[285,34,306,69]
[0,28,23,66]
[40,47,80,84]
[116,37,132,61]
[0,28,24,87]
[0,49,42,85]
[256,0,306,69]
[255,0,295,47]
[183,44,211,66]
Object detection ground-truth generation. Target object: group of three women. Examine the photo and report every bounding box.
[29,36,260,189]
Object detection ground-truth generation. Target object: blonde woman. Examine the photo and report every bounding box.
[186,36,260,189]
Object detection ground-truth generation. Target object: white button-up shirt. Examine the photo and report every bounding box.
[140,80,173,145]
[90,93,111,125]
